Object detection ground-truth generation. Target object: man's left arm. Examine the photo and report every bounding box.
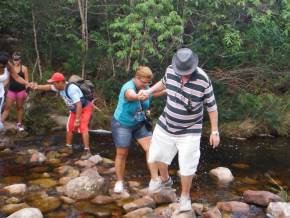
[208,110,220,148]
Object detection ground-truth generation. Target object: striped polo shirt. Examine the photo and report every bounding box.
[156,65,217,136]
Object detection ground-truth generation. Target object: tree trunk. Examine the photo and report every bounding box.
[31,7,42,80]
[77,0,88,78]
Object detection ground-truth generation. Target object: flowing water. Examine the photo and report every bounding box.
[0,132,289,217]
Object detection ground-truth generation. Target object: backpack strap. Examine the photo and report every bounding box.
[64,82,73,99]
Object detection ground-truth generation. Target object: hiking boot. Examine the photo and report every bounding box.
[81,149,92,160]
[113,180,124,193]
[16,123,24,132]
[148,177,163,193]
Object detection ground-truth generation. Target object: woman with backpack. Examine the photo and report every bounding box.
[1,52,29,131]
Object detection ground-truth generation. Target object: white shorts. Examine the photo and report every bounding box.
[148,125,201,176]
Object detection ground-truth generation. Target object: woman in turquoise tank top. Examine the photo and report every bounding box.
[112,66,164,193]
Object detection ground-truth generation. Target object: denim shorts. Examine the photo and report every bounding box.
[111,118,152,148]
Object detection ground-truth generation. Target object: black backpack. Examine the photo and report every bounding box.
[65,75,95,101]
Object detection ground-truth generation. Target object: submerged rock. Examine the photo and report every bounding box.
[29,178,57,189]
[267,202,290,218]
[6,207,43,218]
[64,176,105,200]
[91,195,114,205]
[209,167,234,184]
[243,190,283,206]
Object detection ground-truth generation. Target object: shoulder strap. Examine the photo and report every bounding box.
[65,83,72,99]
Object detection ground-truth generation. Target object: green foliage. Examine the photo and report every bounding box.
[110,0,183,72]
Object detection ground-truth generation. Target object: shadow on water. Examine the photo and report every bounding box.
[0,131,289,217]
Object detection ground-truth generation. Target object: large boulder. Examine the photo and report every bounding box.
[209,167,234,184]
[243,190,283,206]
[267,202,290,218]
[7,208,43,218]
[64,175,105,200]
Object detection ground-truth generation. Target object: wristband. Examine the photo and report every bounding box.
[211,131,219,136]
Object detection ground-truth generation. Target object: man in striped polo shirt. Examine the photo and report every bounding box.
[141,48,220,214]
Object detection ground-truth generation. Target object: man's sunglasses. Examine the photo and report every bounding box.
[13,58,20,61]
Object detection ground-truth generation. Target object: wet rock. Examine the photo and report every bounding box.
[30,152,46,163]
[203,207,222,218]
[128,180,141,188]
[191,203,204,216]
[46,151,61,159]
[209,167,234,184]
[1,176,23,184]
[91,195,114,205]
[56,186,65,194]
[216,201,250,213]
[267,202,290,218]
[64,176,105,200]
[59,176,74,185]
[57,165,80,177]
[6,197,21,204]
[1,203,30,215]
[243,190,283,206]
[172,210,196,218]
[231,163,250,169]
[240,177,259,185]
[4,184,27,195]
[80,167,100,178]
[29,178,58,188]
[97,166,115,175]
[26,192,61,213]
[60,196,75,204]
[102,158,115,165]
[111,190,131,200]
[88,155,103,164]
[123,196,156,212]
[74,160,96,168]
[6,208,43,218]
[123,207,154,218]
[150,188,177,204]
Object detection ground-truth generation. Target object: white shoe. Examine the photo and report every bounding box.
[114,181,124,193]
[16,123,24,132]
[148,177,163,193]
[178,196,192,212]
[162,176,173,188]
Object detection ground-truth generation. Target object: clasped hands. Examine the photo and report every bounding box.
[137,89,151,101]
